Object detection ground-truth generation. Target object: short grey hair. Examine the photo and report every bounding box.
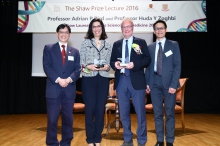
[121,17,134,28]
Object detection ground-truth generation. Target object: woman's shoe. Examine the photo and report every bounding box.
[95,143,100,146]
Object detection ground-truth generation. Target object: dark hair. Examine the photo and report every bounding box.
[153,20,167,30]
[85,18,108,40]
[56,23,71,33]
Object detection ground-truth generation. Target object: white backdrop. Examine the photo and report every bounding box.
[19,1,205,32]
[30,0,204,77]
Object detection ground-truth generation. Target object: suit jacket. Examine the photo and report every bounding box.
[145,39,181,89]
[110,37,151,90]
[80,38,112,78]
[43,42,81,99]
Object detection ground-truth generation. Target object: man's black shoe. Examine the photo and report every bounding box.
[166,142,173,146]
[154,142,164,146]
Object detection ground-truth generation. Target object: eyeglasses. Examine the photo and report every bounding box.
[92,25,101,29]
[154,27,165,31]
[121,25,133,29]
[58,31,70,35]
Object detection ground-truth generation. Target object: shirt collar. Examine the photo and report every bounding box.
[58,42,67,48]
[156,38,166,45]
[123,36,133,43]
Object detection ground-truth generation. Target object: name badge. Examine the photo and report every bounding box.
[165,50,173,57]
[68,56,74,61]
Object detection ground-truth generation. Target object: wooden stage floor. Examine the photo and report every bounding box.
[0,114,220,146]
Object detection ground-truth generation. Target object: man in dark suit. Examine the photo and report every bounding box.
[110,18,151,146]
[145,20,181,146]
[43,24,81,146]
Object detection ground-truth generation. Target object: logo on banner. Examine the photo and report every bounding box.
[54,5,60,12]
[146,4,156,12]
[162,4,169,11]
[17,1,46,33]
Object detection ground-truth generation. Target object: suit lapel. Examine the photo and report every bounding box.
[152,42,156,62]
[118,39,123,56]
[130,37,142,60]
[163,40,170,61]
[54,42,63,67]
[131,37,136,58]
[63,45,71,70]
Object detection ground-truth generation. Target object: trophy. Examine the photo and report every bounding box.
[94,59,104,68]
[118,58,128,67]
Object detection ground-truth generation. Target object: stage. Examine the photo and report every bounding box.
[0,114,219,146]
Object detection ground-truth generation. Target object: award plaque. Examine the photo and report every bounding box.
[94,59,104,68]
[118,58,129,67]
[95,64,104,68]
[119,63,128,67]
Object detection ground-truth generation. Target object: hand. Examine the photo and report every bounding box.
[168,87,176,94]
[65,78,71,84]
[58,78,68,88]
[86,64,99,71]
[115,61,124,70]
[125,62,134,69]
[146,85,151,94]
[99,65,109,71]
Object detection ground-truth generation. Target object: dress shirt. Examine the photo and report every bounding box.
[121,36,133,73]
[58,42,67,52]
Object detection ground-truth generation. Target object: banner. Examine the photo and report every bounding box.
[18,1,206,33]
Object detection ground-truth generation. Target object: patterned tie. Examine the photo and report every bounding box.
[61,45,66,65]
[125,40,130,76]
[157,42,162,75]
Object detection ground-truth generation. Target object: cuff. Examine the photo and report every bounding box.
[55,77,60,83]
[68,77,73,83]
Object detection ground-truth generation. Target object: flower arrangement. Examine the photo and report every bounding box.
[82,67,90,74]
[132,43,142,55]
[81,65,90,74]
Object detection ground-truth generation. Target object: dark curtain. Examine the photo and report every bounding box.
[1,1,46,113]
[0,1,219,114]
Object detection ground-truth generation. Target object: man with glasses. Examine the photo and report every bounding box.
[43,23,81,146]
[145,20,181,146]
[110,18,151,146]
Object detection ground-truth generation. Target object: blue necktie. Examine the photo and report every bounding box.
[157,42,162,75]
[125,40,130,76]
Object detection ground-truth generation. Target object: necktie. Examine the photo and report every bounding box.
[125,40,130,76]
[61,45,66,65]
[157,42,162,75]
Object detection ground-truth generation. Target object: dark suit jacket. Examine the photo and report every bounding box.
[110,37,151,90]
[146,39,181,89]
[43,42,81,99]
